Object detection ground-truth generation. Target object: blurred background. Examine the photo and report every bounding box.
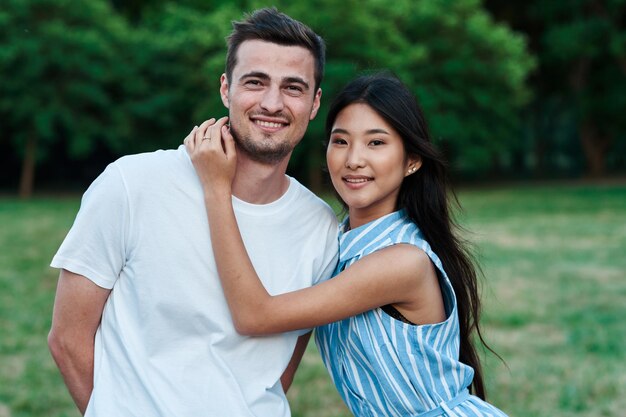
[0,1,625,416]
[2,0,625,196]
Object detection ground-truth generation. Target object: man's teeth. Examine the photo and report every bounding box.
[255,120,283,128]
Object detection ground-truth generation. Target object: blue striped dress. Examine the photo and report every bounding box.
[315,210,508,417]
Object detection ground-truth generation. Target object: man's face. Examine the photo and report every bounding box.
[220,39,321,165]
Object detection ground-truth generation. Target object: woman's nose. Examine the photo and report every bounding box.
[345,146,365,169]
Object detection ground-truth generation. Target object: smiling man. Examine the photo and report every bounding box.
[223,39,319,167]
[48,8,338,417]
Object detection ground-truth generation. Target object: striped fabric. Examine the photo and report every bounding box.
[315,210,508,417]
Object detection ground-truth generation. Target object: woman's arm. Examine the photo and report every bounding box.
[185,120,441,335]
[212,198,433,335]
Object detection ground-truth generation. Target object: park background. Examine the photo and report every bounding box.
[1,0,625,416]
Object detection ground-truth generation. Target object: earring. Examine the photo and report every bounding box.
[407,166,417,175]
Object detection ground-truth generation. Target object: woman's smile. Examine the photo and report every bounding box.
[326,103,419,228]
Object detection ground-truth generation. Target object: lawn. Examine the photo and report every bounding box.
[1,183,624,417]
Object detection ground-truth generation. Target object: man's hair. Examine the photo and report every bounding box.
[225,7,326,91]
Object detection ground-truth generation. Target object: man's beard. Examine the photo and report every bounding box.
[229,124,294,165]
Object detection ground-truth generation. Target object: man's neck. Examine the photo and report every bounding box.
[231,154,291,204]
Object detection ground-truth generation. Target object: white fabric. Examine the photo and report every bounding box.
[51,145,339,417]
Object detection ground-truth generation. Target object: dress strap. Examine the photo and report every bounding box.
[415,389,470,417]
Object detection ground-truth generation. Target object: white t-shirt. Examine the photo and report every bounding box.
[51,145,339,417]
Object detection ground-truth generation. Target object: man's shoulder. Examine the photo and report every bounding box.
[114,146,186,169]
[102,146,192,195]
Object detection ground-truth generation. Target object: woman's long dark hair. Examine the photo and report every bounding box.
[325,72,492,399]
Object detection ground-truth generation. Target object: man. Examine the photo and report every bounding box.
[48,8,338,416]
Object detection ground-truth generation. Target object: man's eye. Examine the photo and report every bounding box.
[285,85,304,95]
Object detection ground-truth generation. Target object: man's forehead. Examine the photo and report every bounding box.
[233,40,315,81]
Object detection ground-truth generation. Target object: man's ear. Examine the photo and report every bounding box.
[220,74,230,108]
[309,88,322,120]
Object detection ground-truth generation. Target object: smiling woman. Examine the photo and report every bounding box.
[326,103,421,228]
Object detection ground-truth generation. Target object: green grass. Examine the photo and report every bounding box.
[0,199,83,417]
[455,184,626,417]
[1,184,625,417]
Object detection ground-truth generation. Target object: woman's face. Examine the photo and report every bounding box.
[326,103,420,228]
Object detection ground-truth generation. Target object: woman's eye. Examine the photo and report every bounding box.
[370,140,384,146]
[331,138,347,145]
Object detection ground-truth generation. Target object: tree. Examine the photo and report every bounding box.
[0,0,237,197]
[139,2,243,132]
[486,0,626,178]
[0,0,536,195]
[279,0,535,184]
[538,1,626,177]
[0,0,135,198]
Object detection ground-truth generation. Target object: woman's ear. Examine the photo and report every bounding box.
[405,156,422,176]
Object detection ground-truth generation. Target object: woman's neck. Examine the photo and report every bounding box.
[348,207,398,230]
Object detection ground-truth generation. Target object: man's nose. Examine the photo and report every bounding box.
[259,86,284,114]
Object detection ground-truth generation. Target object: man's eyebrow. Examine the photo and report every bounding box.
[283,77,310,90]
[239,71,270,81]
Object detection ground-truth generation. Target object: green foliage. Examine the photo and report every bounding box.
[119,3,239,152]
[1,0,534,193]
[0,0,133,159]
[0,0,234,193]
[272,0,535,177]
[536,0,626,126]
[487,0,626,177]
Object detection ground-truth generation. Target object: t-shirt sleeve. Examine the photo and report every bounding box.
[312,212,339,286]
[50,163,130,289]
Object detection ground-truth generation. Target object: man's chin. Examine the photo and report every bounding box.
[237,145,290,166]
[232,134,292,165]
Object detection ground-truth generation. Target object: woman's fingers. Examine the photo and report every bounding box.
[184,126,198,152]
[195,118,216,148]
[186,116,236,193]
[222,124,236,160]
[200,117,230,154]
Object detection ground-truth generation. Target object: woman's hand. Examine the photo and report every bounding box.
[184,117,237,199]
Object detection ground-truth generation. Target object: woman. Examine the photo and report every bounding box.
[185,73,508,416]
